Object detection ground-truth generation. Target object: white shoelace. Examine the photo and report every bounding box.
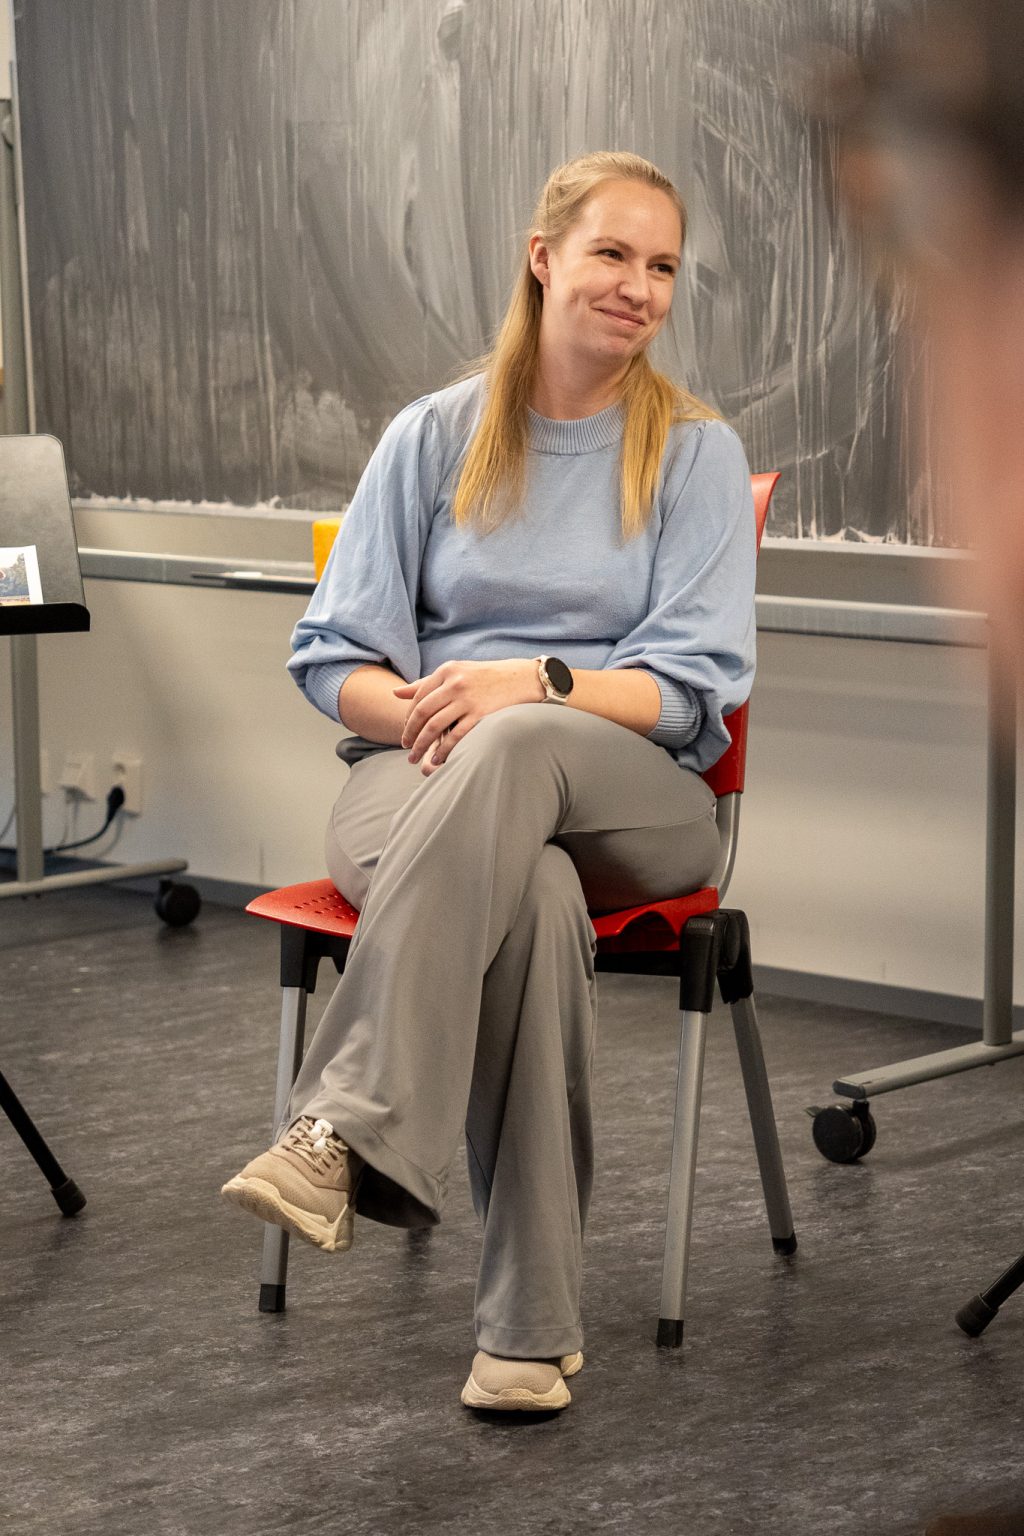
[287,1116,348,1174]
[310,1118,333,1152]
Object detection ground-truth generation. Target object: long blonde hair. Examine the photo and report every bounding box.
[452,151,720,538]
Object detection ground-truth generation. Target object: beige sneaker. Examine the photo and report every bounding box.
[221,1116,361,1253]
[460,1350,584,1412]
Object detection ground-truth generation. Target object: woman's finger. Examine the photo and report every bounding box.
[420,716,474,775]
[422,714,475,773]
[407,701,462,764]
[400,678,451,749]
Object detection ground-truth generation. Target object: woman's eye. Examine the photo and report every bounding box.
[599,248,623,260]
[654,263,677,276]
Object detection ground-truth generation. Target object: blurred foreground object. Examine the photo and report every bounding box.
[822,0,1024,671]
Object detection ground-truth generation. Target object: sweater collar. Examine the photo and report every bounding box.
[527,400,625,455]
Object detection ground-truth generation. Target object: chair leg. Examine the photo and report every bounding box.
[657,1008,710,1347]
[730,994,797,1255]
[258,984,308,1314]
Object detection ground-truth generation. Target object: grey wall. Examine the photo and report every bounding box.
[14,0,945,543]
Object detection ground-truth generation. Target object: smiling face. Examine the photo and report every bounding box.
[528,179,683,383]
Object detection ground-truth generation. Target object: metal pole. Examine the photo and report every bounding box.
[10,631,41,879]
[982,632,1016,1048]
[8,36,36,433]
[0,99,26,427]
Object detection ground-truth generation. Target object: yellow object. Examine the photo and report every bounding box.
[312,518,342,580]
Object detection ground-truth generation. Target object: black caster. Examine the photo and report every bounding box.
[155,879,201,928]
[807,1100,877,1163]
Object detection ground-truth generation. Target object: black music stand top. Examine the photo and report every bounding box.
[0,434,89,636]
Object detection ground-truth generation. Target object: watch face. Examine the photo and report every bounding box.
[545,656,574,696]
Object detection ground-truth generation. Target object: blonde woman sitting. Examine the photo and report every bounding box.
[223,151,756,1413]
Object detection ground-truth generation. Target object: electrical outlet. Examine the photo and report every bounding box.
[39,747,52,795]
[111,755,144,815]
[59,751,96,800]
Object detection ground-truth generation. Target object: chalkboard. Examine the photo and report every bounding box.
[13,0,944,543]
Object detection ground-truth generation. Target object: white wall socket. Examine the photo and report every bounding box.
[111,756,144,815]
[59,751,96,800]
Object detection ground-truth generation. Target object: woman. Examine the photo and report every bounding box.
[223,151,757,1412]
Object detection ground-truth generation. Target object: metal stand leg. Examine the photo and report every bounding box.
[818,637,1021,1121]
[730,995,796,1254]
[657,1008,709,1348]
[956,1251,1024,1337]
[983,636,1016,1049]
[0,1067,86,1214]
[258,984,308,1314]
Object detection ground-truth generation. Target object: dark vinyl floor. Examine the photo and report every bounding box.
[1,884,1023,1536]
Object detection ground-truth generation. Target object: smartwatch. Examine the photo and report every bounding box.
[537,655,574,704]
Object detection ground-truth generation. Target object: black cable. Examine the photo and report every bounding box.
[54,785,126,852]
[0,784,125,858]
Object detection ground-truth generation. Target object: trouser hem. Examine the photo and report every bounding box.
[475,1318,584,1358]
[291,1098,445,1229]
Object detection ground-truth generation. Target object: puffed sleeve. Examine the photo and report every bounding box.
[604,419,757,773]
[287,397,439,720]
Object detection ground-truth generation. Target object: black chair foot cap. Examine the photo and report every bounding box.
[773,1232,797,1256]
[956,1294,997,1337]
[52,1178,86,1217]
[259,1284,287,1314]
[657,1318,684,1348]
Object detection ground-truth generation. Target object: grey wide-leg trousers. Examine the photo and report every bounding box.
[288,704,720,1359]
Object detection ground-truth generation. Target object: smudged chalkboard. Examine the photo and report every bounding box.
[14,0,945,542]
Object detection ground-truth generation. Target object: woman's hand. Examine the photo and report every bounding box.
[395,659,544,775]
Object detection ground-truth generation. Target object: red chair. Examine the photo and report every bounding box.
[246,472,794,1347]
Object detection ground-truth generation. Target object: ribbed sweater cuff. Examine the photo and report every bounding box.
[304,661,358,722]
[646,673,704,749]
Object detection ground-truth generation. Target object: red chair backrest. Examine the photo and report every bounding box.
[700,472,779,800]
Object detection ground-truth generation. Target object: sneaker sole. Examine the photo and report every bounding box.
[220,1175,353,1253]
[460,1375,571,1412]
[460,1353,583,1413]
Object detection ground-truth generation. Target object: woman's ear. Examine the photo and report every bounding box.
[528,232,551,288]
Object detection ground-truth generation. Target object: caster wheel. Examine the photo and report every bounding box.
[155,879,201,928]
[808,1101,876,1163]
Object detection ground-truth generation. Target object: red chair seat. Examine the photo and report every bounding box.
[247,877,720,955]
[247,878,359,938]
[590,887,720,952]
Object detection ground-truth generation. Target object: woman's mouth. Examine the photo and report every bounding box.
[595,307,644,328]
[598,308,645,329]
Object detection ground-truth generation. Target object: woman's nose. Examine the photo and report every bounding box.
[617,263,651,305]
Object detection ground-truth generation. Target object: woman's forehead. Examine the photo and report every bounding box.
[574,181,683,242]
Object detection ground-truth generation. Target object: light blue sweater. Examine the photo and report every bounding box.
[288,374,756,773]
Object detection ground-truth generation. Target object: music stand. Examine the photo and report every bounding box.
[1,434,89,1213]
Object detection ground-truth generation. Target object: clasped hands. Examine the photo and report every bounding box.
[396,658,546,776]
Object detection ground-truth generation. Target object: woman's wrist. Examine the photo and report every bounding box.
[339,664,409,744]
[519,657,548,703]
[564,666,662,735]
